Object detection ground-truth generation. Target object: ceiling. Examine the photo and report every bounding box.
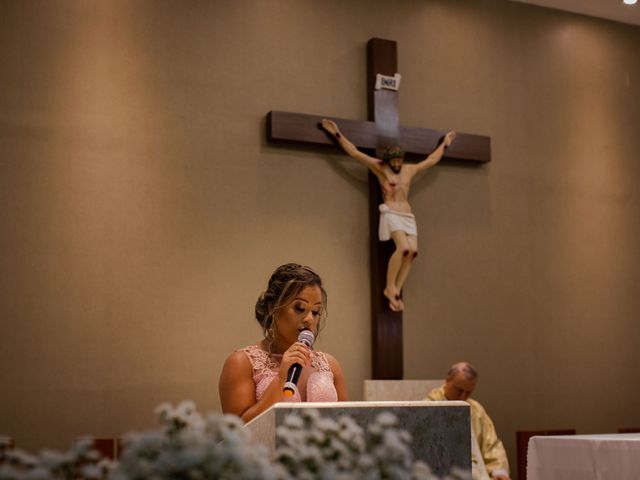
[511,0,640,26]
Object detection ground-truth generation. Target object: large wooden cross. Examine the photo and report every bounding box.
[266,38,491,379]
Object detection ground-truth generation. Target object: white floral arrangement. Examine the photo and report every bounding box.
[0,401,470,480]
[112,401,280,480]
[0,436,111,480]
[275,408,469,480]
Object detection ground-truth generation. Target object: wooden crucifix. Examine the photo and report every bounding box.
[266,38,490,379]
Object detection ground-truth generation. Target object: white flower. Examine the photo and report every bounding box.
[316,417,339,434]
[153,403,173,421]
[22,466,50,480]
[301,409,320,422]
[376,411,399,427]
[282,414,304,429]
[79,464,103,479]
[5,449,38,468]
[0,436,13,447]
[441,466,473,480]
[411,460,437,480]
[175,400,196,416]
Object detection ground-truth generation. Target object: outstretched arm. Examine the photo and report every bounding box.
[321,119,383,173]
[414,131,456,173]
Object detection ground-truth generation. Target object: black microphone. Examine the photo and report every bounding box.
[283,329,315,397]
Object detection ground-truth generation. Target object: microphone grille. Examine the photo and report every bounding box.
[297,329,315,347]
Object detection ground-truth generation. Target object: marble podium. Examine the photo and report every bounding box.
[363,379,443,401]
[245,401,471,477]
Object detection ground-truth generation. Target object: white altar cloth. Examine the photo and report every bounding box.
[527,433,640,480]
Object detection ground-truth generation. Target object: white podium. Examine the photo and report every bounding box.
[245,400,471,477]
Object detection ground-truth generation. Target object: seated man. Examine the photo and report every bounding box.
[425,362,511,480]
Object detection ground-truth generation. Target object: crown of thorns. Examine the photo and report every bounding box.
[383,146,405,161]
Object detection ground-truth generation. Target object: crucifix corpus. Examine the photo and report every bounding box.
[266,38,491,379]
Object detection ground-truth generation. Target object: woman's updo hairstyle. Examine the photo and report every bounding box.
[255,263,327,346]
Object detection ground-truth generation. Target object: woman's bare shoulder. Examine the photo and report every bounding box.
[322,352,342,370]
[222,349,253,372]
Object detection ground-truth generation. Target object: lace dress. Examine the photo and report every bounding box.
[239,344,338,402]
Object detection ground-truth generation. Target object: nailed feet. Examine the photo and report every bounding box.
[384,287,404,312]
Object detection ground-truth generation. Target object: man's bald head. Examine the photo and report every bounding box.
[443,362,478,401]
[446,362,478,381]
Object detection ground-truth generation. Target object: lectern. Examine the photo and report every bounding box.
[245,400,471,477]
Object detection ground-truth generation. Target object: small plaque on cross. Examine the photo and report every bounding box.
[375,73,401,91]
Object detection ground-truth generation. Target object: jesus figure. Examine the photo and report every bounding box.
[321,119,456,312]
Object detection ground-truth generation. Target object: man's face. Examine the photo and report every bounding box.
[443,373,477,401]
[388,156,403,174]
[384,146,404,173]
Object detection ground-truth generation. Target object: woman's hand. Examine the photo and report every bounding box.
[279,341,311,380]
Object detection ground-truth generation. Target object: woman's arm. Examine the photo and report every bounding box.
[325,353,349,401]
[218,351,259,420]
[219,343,311,423]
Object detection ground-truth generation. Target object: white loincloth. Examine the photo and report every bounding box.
[378,204,417,241]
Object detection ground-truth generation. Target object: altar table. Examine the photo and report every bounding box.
[527,433,640,480]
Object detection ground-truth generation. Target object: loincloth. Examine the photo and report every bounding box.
[378,204,417,241]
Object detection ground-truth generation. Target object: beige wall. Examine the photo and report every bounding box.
[1,0,639,472]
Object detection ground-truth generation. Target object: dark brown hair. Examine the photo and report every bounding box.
[255,263,328,342]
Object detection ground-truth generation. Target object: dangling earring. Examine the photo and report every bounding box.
[265,315,276,353]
